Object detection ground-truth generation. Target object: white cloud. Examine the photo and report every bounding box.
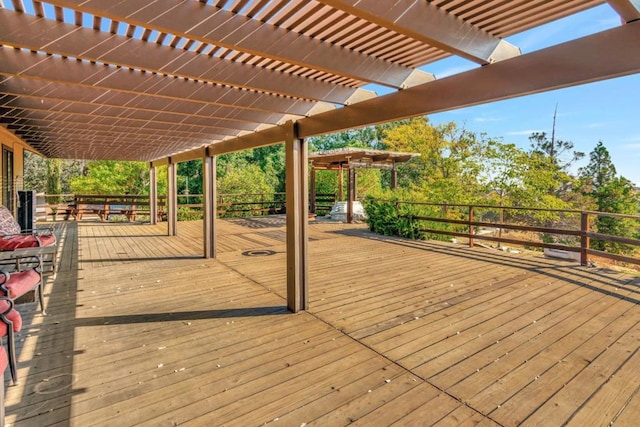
[585,122,608,129]
[507,130,541,136]
[474,116,501,123]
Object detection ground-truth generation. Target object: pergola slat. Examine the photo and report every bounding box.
[43,0,425,88]
[0,0,634,164]
[316,0,521,64]
[0,10,372,105]
[0,96,264,132]
[0,76,290,125]
[0,47,320,116]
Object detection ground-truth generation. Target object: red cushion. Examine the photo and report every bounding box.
[0,233,56,250]
[1,269,40,299]
[0,300,22,334]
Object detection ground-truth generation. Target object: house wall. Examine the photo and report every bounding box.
[0,126,40,213]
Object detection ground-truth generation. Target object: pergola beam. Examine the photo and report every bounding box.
[297,22,640,138]
[317,0,521,64]
[155,22,640,162]
[608,0,640,22]
[0,10,372,105]
[45,0,425,89]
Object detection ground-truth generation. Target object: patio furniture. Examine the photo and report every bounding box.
[0,269,44,315]
[0,296,22,385]
[0,205,57,274]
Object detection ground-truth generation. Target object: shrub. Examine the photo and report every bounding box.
[177,206,203,221]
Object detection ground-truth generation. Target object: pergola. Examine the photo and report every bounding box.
[309,148,419,222]
[1,0,639,312]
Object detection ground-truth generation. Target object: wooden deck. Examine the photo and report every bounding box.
[5,217,640,426]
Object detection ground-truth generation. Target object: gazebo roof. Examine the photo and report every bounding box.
[0,1,638,162]
[309,148,418,170]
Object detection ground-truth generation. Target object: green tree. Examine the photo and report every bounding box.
[529,131,584,170]
[45,158,62,204]
[217,163,273,195]
[479,140,527,206]
[381,117,483,203]
[70,161,154,195]
[579,141,638,253]
[24,151,85,193]
[178,160,203,204]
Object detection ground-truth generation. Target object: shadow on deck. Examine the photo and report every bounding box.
[5,218,640,426]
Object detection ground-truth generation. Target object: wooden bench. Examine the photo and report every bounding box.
[70,195,166,222]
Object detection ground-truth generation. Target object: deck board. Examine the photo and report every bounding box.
[5,217,639,426]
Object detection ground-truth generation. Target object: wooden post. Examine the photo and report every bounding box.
[310,166,316,214]
[338,164,344,201]
[468,205,474,248]
[285,122,308,313]
[149,164,158,225]
[347,166,356,224]
[391,162,398,189]
[581,212,590,266]
[167,160,178,236]
[498,207,504,248]
[203,155,217,258]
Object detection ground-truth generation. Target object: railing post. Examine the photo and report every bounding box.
[310,166,317,214]
[581,212,590,266]
[498,207,504,249]
[469,205,474,248]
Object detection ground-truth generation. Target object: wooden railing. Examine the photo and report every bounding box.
[176,193,287,218]
[394,201,640,267]
[176,192,337,218]
[36,192,337,221]
[36,194,166,221]
[312,193,337,215]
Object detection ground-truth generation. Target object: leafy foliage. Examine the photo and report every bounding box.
[24,151,85,194]
[579,142,639,253]
[69,161,164,195]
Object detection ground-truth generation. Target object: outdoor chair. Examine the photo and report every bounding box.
[0,296,22,385]
[0,205,56,275]
[0,269,44,315]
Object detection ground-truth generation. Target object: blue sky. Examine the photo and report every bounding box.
[368,4,640,185]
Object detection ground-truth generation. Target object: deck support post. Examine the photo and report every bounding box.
[203,154,217,258]
[285,121,308,313]
[167,159,178,236]
[347,165,356,224]
[338,164,344,201]
[391,162,398,190]
[149,164,158,225]
[310,166,316,214]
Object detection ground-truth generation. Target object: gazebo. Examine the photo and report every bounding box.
[308,148,419,223]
